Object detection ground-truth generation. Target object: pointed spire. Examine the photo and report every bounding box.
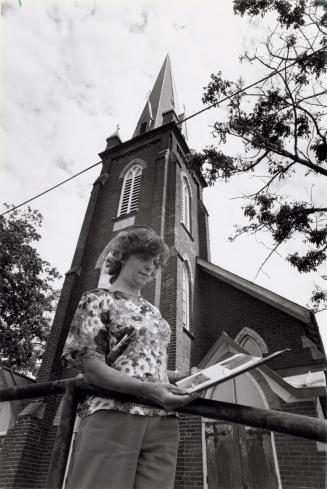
[133,54,181,137]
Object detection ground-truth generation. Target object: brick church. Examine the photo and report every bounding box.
[1,55,326,489]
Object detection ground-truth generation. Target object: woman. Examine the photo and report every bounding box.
[62,226,194,489]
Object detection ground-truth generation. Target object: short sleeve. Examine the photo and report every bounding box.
[61,291,109,370]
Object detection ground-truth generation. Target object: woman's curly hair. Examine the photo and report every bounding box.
[104,226,170,283]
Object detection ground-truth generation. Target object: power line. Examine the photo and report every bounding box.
[1,161,102,217]
[1,46,326,218]
[179,46,326,125]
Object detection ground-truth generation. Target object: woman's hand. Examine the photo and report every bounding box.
[82,359,196,409]
[168,367,201,383]
[142,382,195,410]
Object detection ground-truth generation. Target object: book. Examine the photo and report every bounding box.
[176,349,289,394]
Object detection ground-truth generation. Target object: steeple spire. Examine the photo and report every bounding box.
[133,54,181,137]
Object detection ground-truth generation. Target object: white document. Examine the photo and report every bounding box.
[176,349,288,394]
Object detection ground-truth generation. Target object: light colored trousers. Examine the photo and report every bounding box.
[65,410,179,489]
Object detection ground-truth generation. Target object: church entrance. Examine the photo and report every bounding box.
[205,423,279,489]
[203,374,281,489]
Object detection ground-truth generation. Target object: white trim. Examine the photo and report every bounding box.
[113,216,136,231]
[96,243,111,269]
[118,158,146,179]
[235,327,269,355]
[62,416,81,489]
[182,263,191,330]
[180,171,193,197]
[180,253,194,283]
[181,176,191,231]
[117,164,142,216]
[284,371,326,388]
[201,419,208,489]
[316,398,327,452]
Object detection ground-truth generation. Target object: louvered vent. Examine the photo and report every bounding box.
[130,172,142,212]
[182,264,190,330]
[118,165,143,216]
[182,178,191,231]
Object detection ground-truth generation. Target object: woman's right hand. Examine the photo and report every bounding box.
[142,382,195,410]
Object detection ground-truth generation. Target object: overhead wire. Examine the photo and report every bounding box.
[1,161,102,217]
[1,46,326,217]
[179,46,326,125]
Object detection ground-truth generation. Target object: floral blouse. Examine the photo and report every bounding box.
[62,288,173,418]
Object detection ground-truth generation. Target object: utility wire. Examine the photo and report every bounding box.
[179,46,326,126]
[1,46,326,218]
[1,161,102,217]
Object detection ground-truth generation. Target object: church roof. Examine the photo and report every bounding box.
[133,54,180,137]
[197,257,312,324]
[197,257,325,356]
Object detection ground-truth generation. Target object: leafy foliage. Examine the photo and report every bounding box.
[190,0,327,310]
[0,205,61,376]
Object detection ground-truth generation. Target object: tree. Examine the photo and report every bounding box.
[190,0,327,309]
[0,205,61,376]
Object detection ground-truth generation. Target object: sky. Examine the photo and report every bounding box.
[1,0,327,349]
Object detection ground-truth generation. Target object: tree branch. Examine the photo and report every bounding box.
[253,242,283,280]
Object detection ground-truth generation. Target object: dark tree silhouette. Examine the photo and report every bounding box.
[0,205,61,376]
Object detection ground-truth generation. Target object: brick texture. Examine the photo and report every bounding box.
[1,120,326,489]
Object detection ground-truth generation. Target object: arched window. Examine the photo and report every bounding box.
[117,164,142,216]
[181,177,191,231]
[240,336,263,357]
[235,327,268,357]
[182,262,191,330]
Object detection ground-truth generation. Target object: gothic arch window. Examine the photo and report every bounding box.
[97,254,111,289]
[241,336,263,357]
[182,261,191,331]
[117,164,142,216]
[181,176,191,232]
[235,327,268,357]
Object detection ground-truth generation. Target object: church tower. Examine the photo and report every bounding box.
[38,54,209,382]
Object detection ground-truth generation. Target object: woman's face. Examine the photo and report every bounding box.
[120,253,158,288]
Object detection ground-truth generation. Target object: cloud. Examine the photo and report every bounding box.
[129,11,148,33]
[55,157,74,175]
[173,23,186,31]
[46,4,62,26]
[1,2,14,16]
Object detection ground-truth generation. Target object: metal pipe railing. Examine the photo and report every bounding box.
[45,383,80,489]
[1,377,326,489]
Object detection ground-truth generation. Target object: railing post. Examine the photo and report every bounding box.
[45,383,79,489]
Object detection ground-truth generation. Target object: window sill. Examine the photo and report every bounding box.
[112,210,139,222]
[183,326,194,340]
[181,222,194,241]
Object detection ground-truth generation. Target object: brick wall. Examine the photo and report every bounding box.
[175,414,203,489]
[0,415,44,489]
[275,400,327,489]
[191,268,324,373]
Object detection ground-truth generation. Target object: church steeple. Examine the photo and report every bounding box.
[133,54,181,137]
